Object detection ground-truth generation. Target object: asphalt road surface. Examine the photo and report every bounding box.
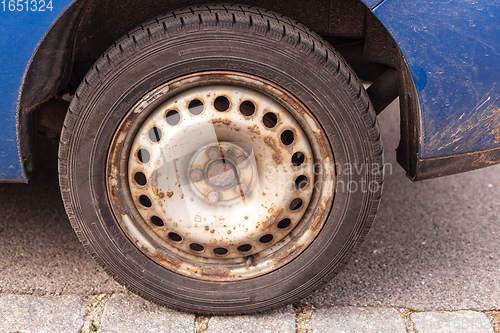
[1,100,499,311]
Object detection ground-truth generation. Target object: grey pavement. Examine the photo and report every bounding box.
[1,99,500,332]
[204,305,296,333]
[0,295,88,333]
[411,311,494,333]
[311,306,407,333]
[1,294,499,332]
[97,294,194,333]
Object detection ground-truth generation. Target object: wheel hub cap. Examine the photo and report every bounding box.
[189,142,256,204]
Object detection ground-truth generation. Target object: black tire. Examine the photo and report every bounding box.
[59,3,383,315]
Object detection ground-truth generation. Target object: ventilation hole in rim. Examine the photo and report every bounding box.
[262,112,278,128]
[137,148,150,164]
[150,216,164,227]
[168,232,182,242]
[259,234,274,244]
[291,152,306,167]
[277,218,292,229]
[239,100,256,116]
[188,99,205,115]
[237,244,252,253]
[280,130,295,145]
[134,172,147,186]
[213,247,229,256]
[189,243,204,252]
[148,126,162,143]
[166,110,181,125]
[214,96,230,112]
[289,198,303,211]
[295,175,309,190]
[139,195,152,208]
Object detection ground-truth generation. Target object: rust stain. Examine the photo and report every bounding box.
[200,265,230,277]
[490,111,500,142]
[262,209,284,229]
[271,244,299,264]
[316,130,332,159]
[310,207,324,232]
[210,118,232,126]
[492,128,500,142]
[109,188,126,216]
[263,136,283,165]
[166,191,174,198]
[186,267,200,275]
[247,124,261,135]
[156,248,182,268]
[205,225,210,231]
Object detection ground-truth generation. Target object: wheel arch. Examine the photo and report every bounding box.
[19,0,89,113]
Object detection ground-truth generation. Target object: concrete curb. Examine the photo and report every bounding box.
[0,294,499,333]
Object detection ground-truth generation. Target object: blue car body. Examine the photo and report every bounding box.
[374,1,500,156]
[0,0,70,181]
[0,0,499,182]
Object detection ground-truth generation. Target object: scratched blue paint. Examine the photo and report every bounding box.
[367,0,500,159]
[0,0,74,181]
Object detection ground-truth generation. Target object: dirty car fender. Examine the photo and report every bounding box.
[364,0,500,179]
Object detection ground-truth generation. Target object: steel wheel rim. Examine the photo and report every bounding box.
[107,72,335,281]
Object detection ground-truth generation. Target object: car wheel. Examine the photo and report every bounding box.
[59,4,383,315]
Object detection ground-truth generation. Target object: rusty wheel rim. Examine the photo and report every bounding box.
[107,72,335,281]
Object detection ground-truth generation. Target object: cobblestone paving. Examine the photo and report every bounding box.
[1,294,499,333]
